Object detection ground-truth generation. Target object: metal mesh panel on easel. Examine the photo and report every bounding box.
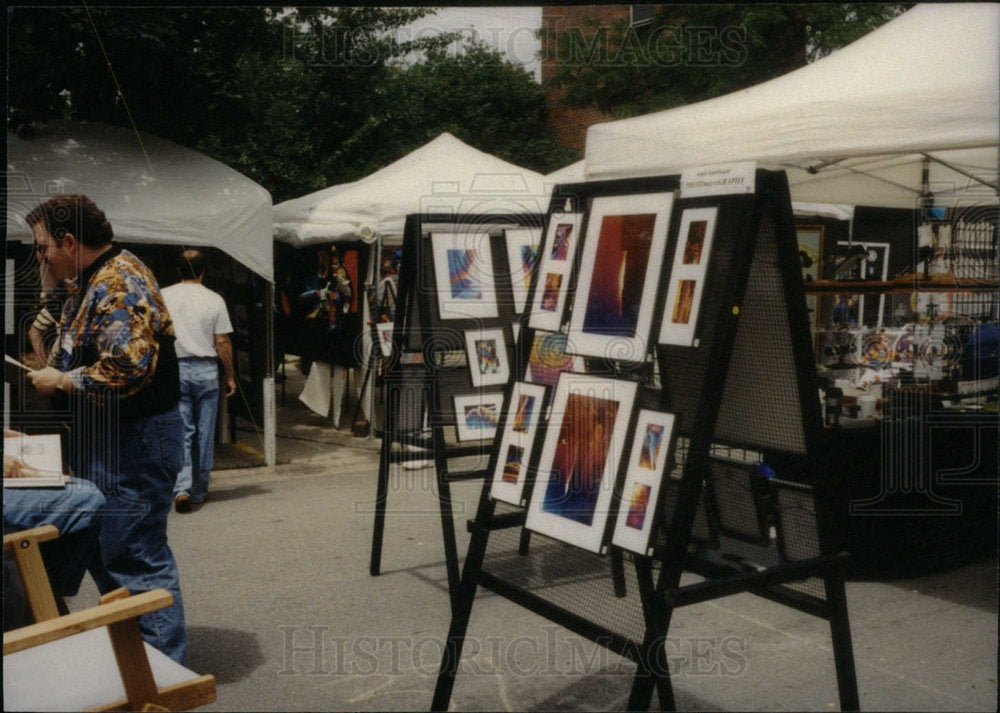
[482,516,651,644]
[709,458,769,543]
[655,439,716,547]
[656,482,715,547]
[384,365,429,435]
[715,210,807,454]
[775,484,826,599]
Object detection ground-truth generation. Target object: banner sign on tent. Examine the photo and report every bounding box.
[680,162,756,198]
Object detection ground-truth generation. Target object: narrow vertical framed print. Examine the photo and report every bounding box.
[658,207,718,346]
[567,192,673,361]
[431,231,498,320]
[505,227,541,314]
[611,409,677,555]
[490,381,547,506]
[528,213,582,332]
[525,373,637,553]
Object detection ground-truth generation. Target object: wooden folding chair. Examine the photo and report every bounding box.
[3,526,217,711]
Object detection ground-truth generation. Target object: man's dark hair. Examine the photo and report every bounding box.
[25,194,114,247]
[176,248,206,279]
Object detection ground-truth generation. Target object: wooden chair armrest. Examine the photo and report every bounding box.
[4,589,173,655]
[3,524,60,551]
[4,524,63,621]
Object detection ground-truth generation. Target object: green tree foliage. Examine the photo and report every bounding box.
[351,43,577,179]
[8,7,571,203]
[546,3,907,119]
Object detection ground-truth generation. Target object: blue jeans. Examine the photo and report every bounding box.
[3,478,105,597]
[174,358,220,503]
[84,407,187,664]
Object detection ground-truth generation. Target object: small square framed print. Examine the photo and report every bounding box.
[431,231,498,320]
[453,392,504,442]
[611,409,676,555]
[464,328,510,388]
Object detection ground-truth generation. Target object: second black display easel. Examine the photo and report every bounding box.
[431,170,859,710]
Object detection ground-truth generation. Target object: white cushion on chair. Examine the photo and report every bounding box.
[4,626,198,711]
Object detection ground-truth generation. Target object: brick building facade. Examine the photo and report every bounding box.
[541,5,629,153]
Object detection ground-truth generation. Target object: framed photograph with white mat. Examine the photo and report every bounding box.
[528,213,582,331]
[567,192,673,361]
[464,327,510,388]
[525,373,637,553]
[658,207,718,346]
[431,231,498,320]
[611,409,677,555]
[490,381,547,506]
[453,392,504,442]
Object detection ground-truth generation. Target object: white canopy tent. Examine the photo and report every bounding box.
[584,4,999,210]
[274,133,548,433]
[544,160,587,191]
[273,132,548,246]
[7,121,274,280]
[6,121,277,464]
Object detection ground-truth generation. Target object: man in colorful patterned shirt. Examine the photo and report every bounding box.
[26,194,188,664]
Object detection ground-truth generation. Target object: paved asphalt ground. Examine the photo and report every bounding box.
[65,373,997,712]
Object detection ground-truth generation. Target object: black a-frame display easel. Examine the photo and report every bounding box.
[431,170,860,710]
[369,212,544,611]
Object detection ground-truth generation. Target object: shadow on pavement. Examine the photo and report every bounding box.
[188,626,265,684]
[201,484,273,504]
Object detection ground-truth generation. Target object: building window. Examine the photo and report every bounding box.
[630,5,656,27]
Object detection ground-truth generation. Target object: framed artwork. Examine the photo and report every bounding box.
[464,328,510,388]
[490,381,547,506]
[796,226,823,333]
[836,240,890,326]
[611,409,677,555]
[658,207,718,347]
[797,226,823,284]
[526,331,584,387]
[505,228,541,314]
[525,373,638,553]
[375,322,394,357]
[431,231,498,320]
[568,192,673,361]
[528,213,583,331]
[453,392,504,442]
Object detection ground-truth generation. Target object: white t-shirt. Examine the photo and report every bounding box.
[162,282,234,359]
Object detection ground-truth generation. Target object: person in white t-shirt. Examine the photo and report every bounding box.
[161,248,236,513]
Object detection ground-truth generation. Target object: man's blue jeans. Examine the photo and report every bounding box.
[174,358,220,504]
[3,478,105,597]
[85,406,187,664]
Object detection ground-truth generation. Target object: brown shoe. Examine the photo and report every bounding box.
[174,493,192,513]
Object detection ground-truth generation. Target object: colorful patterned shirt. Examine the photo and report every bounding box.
[52,247,176,403]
